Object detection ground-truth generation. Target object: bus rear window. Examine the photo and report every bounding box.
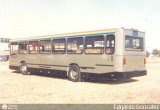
[125,36,143,51]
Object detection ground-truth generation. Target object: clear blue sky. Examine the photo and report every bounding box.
[0,0,160,49]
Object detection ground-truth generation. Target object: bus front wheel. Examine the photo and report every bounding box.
[20,62,29,75]
[68,65,81,82]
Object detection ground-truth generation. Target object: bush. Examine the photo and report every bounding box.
[146,51,150,57]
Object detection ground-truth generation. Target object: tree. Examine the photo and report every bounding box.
[152,49,160,57]
[152,49,159,56]
[146,51,150,57]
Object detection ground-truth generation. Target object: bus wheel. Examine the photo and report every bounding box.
[68,65,81,82]
[20,62,29,75]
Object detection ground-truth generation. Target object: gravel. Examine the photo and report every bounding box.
[0,58,160,104]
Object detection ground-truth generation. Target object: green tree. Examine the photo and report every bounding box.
[146,51,150,57]
[152,49,159,56]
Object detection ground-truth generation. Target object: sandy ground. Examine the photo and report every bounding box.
[0,58,160,104]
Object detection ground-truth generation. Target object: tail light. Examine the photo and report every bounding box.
[123,56,126,66]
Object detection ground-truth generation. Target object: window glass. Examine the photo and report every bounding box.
[5,39,7,43]
[67,37,83,54]
[0,38,4,43]
[29,41,39,54]
[85,35,104,54]
[39,40,51,54]
[125,36,143,51]
[10,42,18,55]
[52,39,66,54]
[19,42,28,54]
[106,35,115,54]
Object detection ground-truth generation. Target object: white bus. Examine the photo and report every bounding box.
[9,28,147,82]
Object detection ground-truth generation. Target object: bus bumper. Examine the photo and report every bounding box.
[108,70,147,79]
[121,70,147,79]
[84,70,147,80]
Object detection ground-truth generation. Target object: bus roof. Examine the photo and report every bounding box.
[10,28,117,42]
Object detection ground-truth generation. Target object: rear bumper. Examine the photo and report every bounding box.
[84,70,147,79]
[122,70,147,78]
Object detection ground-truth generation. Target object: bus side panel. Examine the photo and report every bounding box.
[9,54,21,70]
[16,54,116,74]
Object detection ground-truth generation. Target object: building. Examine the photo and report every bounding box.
[0,38,10,55]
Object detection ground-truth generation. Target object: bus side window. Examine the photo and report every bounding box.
[19,42,28,54]
[29,41,39,54]
[52,39,66,54]
[39,40,51,54]
[10,42,18,55]
[85,35,104,54]
[106,35,115,54]
[67,37,83,54]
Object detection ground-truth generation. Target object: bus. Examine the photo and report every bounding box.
[9,28,147,82]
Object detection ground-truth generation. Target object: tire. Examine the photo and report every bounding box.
[68,65,81,82]
[20,62,29,75]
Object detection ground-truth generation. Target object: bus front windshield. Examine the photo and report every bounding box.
[125,36,143,52]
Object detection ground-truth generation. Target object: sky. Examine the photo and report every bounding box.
[0,0,160,49]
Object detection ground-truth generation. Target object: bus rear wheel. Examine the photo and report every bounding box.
[68,65,81,82]
[20,62,29,75]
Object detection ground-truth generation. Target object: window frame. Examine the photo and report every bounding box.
[125,36,143,52]
[84,35,105,55]
[19,41,28,54]
[10,42,19,55]
[39,39,52,54]
[28,40,39,54]
[105,34,115,54]
[52,38,66,54]
[67,37,84,54]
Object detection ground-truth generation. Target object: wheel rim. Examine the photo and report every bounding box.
[70,68,79,79]
[21,65,27,72]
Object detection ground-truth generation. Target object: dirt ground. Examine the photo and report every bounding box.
[0,57,160,104]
